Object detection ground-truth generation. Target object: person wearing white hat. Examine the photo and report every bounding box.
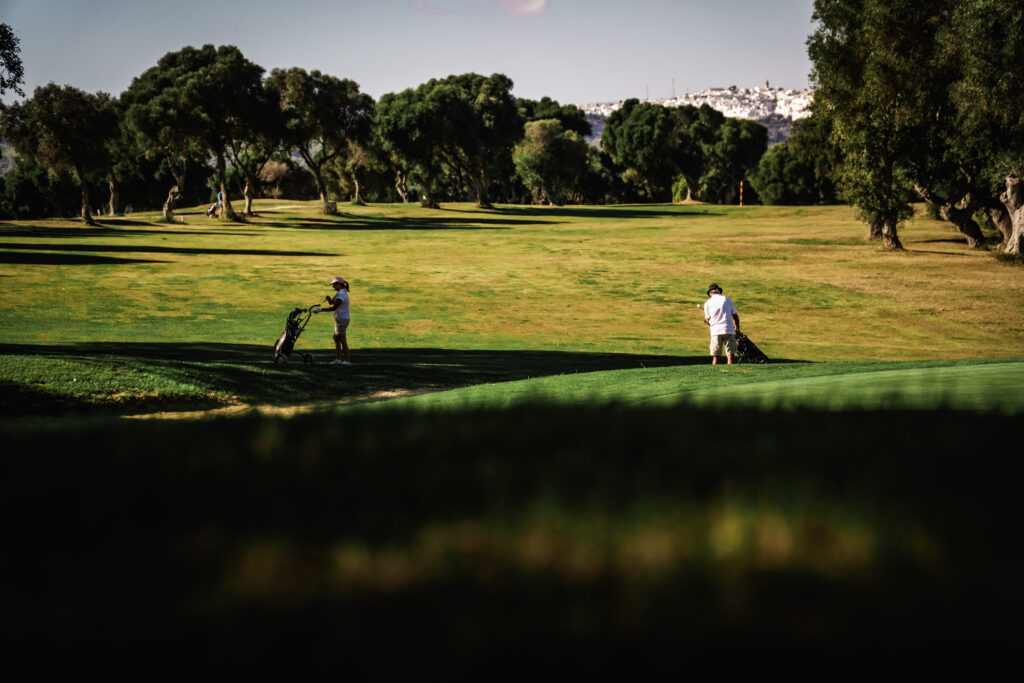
[314,276,352,365]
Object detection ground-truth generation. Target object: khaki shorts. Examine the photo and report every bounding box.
[710,333,738,357]
[334,318,350,336]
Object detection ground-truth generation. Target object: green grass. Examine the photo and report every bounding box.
[2,199,1022,416]
[369,358,1024,414]
[2,200,1022,657]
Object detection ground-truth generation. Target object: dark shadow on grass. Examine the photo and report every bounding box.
[0,223,261,239]
[906,248,976,257]
[261,214,530,231]
[0,251,167,265]
[0,242,333,258]
[494,205,723,220]
[0,342,704,415]
[916,237,973,245]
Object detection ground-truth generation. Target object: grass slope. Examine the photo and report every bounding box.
[2,199,1022,416]
[373,358,1024,414]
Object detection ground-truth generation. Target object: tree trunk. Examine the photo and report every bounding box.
[243,180,254,216]
[107,172,120,216]
[351,173,365,206]
[216,155,237,220]
[395,171,408,203]
[1000,175,1024,254]
[868,217,883,241]
[723,184,737,205]
[940,204,985,248]
[881,215,902,250]
[914,184,985,248]
[418,172,440,209]
[987,205,1013,249]
[80,180,97,227]
[162,185,181,223]
[471,176,492,209]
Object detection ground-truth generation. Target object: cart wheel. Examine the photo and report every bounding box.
[274,355,288,364]
[303,353,315,365]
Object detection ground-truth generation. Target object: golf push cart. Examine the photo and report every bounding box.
[273,302,321,364]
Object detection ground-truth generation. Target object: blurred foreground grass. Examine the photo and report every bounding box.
[3,404,1019,660]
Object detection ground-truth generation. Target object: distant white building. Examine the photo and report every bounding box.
[580,86,814,144]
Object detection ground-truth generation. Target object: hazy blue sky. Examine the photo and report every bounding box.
[1,0,817,106]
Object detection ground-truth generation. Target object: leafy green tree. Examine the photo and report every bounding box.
[121,47,214,221]
[1,84,118,225]
[807,0,934,249]
[224,79,285,216]
[752,111,841,205]
[325,138,386,205]
[267,68,374,214]
[518,96,592,137]
[752,143,812,205]
[374,85,465,208]
[0,157,82,219]
[0,23,24,100]
[700,117,768,204]
[602,99,700,201]
[183,46,272,221]
[946,0,1024,253]
[428,73,523,208]
[603,100,764,204]
[810,0,1024,252]
[513,119,590,205]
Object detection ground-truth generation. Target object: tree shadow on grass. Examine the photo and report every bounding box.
[0,242,334,258]
[0,222,261,239]
[0,342,704,416]
[494,205,723,220]
[0,251,167,265]
[260,214,533,231]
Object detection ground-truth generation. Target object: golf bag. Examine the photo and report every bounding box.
[273,304,319,364]
[735,331,768,363]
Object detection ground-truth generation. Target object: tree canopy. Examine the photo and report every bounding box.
[601,100,765,204]
[809,0,1024,252]
[514,119,590,205]
[267,67,374,213]
[1,84,117,225]
[2,44,783,220]
[0,23,25,99]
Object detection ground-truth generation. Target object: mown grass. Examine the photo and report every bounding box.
[2,200,1022,659]
[364,357,1024,414]
[2,200,1021,365]
[2,199,1021,415]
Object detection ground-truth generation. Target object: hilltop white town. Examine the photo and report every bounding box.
[579,84,814,144]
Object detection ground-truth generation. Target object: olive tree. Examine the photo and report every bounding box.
[1,84,117,226]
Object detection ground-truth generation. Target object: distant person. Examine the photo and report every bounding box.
[205,190,224,218]
[701,283,740,365]
[315,276,351,365]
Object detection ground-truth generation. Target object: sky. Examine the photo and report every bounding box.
[1,0,817,107]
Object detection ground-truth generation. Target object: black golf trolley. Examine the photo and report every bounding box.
[735,331,769,364]
[273,303,320,364]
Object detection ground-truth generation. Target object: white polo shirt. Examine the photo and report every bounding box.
[703,294,737,335]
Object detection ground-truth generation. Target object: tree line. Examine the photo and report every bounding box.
[806,0,1024,254]
[4,2,1021,257]
[0,40,774,224]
